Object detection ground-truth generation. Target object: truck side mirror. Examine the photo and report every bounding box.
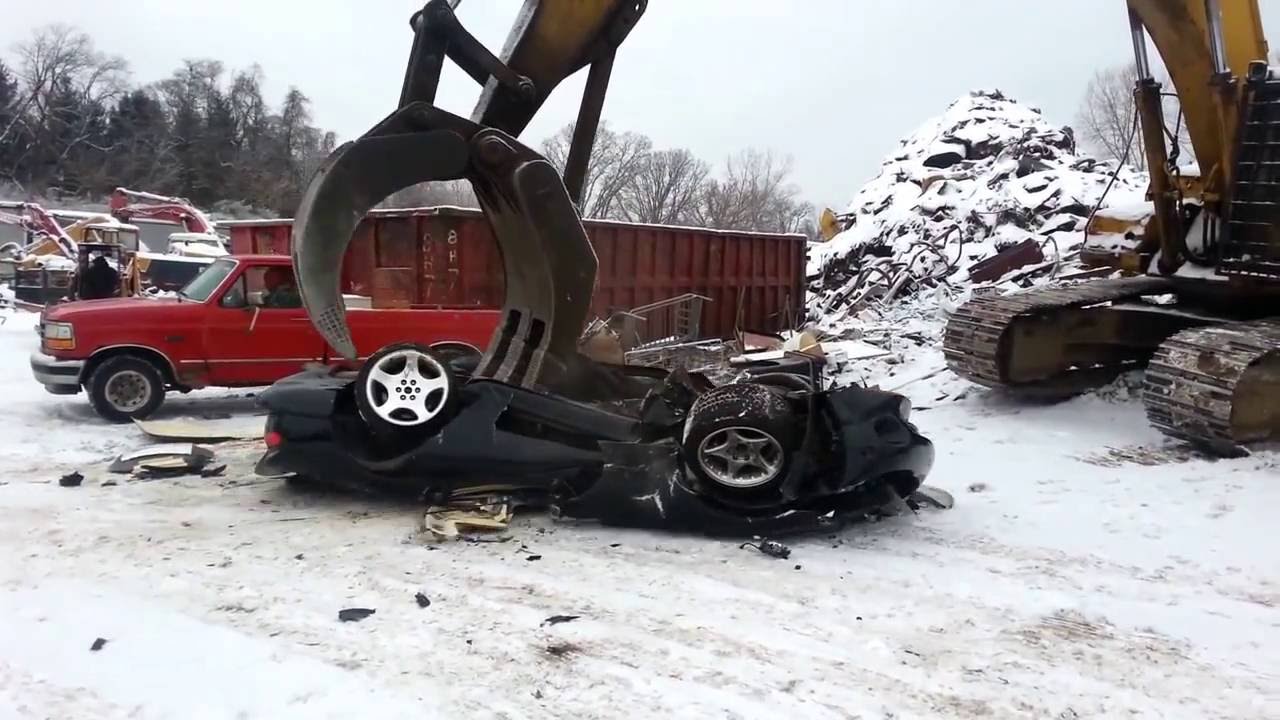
[247,291,266,307]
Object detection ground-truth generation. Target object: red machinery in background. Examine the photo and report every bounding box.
[109,187,217,235]
[0,201,78,258]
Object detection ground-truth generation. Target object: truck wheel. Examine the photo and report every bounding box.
[87,355,166,423]
[681,383,797,496]
[356,343,458,436]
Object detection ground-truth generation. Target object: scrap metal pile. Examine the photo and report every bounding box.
[0,190,231,305]
[807,90,1151,320]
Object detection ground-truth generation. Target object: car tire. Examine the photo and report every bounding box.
[87,355,166,423]
[355,342,459,437]
[429,341,483,376]
[681,383,797,496]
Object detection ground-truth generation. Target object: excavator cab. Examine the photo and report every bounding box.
[291,0,646,393]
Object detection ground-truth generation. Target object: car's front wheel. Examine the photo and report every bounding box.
[355,343,459,437]
[87,355,166,423]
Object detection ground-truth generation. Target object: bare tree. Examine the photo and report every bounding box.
[2,25,127,179]
[695,148,811,234]
[1,25,128,194]
[1076,63,1193,171]
[616,148,709,225]
[541,121,651,219]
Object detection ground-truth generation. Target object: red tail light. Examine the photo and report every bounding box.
[264,430,283,448]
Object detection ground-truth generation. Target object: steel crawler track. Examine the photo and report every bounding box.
[942,277,1174,389]
[1143,319,1280,451]
[943,278,1279,451]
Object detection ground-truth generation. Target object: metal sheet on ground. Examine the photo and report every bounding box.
[132,417,266,443]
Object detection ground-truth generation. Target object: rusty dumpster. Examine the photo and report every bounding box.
[221,206,806,340]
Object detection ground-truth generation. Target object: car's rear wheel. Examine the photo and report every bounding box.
[681,383,797,498]
[355,342,458,436]
[87,355,166,423]
[429,341,483,376]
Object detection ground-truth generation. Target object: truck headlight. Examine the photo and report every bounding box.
[898,396,912,422]
[43,322,75,350]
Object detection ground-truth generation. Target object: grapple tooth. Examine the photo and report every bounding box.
[292,130,470,360]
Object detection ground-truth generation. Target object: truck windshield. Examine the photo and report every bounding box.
[179,258,237,302]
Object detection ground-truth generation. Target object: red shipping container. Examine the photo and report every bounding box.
[222,207,805,339]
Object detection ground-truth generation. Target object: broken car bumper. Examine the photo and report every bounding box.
[30,351,83,393]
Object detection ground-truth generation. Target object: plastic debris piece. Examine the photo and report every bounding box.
[59,471,84,487]
[912,485,957,508]
[422,497,513,540]
[338,608,376,622]
[199,464,228,478]
[108,444,214,474]
[740,539,792,559]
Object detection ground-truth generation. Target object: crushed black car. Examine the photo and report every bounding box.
[254,342,937,538]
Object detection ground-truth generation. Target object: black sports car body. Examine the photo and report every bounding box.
[255,344,936,538]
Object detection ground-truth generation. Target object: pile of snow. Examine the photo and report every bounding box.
[808,90,1150,319]
[29,254,76,271]
[0,305,1276,718]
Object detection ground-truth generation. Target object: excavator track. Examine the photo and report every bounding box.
[943,277,1175,393]
[1143,319,1280,452]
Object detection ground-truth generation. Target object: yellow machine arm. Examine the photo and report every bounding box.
[1128,0,1267,186]
[1126,0,1270,274]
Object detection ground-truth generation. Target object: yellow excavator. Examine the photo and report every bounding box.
[944,0,1280,455]
[289,0,1277,454]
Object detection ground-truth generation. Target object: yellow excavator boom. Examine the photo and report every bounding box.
[1127,0,1268,190]
[1122,0,1272,274]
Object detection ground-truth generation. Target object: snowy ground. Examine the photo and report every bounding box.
[1,306,1277,719]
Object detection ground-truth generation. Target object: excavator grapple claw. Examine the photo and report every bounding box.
[292,103,598,387]
[291,1,644,384]
[293,124,471,360]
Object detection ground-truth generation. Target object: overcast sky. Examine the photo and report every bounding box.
[5,1,1280,210]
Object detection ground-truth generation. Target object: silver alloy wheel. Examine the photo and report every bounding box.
[105,369,152,412]
[363,348,451,427]
[696,426,785,489]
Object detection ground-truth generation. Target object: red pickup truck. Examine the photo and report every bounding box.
[30,254,500,422]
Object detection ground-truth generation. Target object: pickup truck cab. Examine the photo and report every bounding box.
[30,254,500,422]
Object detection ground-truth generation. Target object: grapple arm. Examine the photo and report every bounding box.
[291,0,645,389]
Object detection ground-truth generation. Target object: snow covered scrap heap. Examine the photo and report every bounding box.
[808,90,1149,318]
